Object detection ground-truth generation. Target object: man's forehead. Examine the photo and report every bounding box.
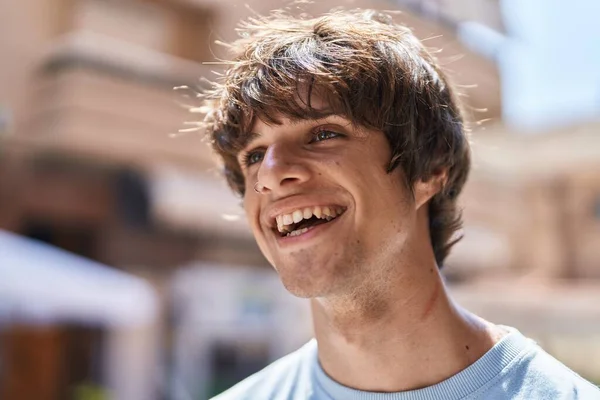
[293,87,332,111]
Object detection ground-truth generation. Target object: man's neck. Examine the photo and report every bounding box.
[311,271,506,393]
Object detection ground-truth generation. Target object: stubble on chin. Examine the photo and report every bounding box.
[273,246,357,299]
[276,251,332,298]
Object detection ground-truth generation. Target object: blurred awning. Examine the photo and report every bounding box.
[0,230,158,327]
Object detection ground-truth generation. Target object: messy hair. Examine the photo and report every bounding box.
[201,9,471,267]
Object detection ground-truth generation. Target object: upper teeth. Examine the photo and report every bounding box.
[275,206,344,233]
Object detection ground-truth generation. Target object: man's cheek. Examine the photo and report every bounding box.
[256,237,275,266]
[253,229,269,253]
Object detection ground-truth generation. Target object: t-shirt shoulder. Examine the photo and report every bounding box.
[210,339,317,400]
[515,345,600,399]
[472,338,600,400]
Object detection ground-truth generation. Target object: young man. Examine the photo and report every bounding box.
[202,9,600,400]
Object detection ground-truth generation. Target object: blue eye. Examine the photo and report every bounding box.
[312,129,341,142]
[243,150,264,166]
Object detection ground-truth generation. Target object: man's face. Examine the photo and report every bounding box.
[238,114,421,298]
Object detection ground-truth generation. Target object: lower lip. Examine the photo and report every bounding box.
[275,214,344,246]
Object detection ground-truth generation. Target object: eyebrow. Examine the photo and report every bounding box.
[242,131,262,149]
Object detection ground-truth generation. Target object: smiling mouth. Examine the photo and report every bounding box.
[275,205,346,237]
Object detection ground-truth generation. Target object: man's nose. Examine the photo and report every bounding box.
[257,142,310,193]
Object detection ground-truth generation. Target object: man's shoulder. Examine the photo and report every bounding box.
[484,337,600,399]
[210,340,318,400]
[521,346,600,398]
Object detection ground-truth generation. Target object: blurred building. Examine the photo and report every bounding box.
[0,0,598,399]
[0,1,266,399]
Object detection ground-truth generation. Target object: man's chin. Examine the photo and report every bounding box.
[276,268,336,299]
[269,249,345,298]
[280,280,329,299]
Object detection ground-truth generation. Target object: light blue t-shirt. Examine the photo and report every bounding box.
[212,327,600,400]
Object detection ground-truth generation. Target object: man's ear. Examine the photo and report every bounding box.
[413,168,449,210]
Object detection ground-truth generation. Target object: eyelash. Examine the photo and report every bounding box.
[241,128,343,167]
[310,129,341,143]
[241,151,263,167]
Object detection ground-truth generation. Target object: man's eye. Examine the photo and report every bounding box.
[243,151,264,166]
[312,129,341,143]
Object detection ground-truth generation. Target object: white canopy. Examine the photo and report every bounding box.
[0,230,157,327]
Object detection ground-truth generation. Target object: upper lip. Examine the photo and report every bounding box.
[262,196,347,229]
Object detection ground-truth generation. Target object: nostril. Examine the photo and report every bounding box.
[281,177,300,185]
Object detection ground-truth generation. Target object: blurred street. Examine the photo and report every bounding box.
[0,0,599,399]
